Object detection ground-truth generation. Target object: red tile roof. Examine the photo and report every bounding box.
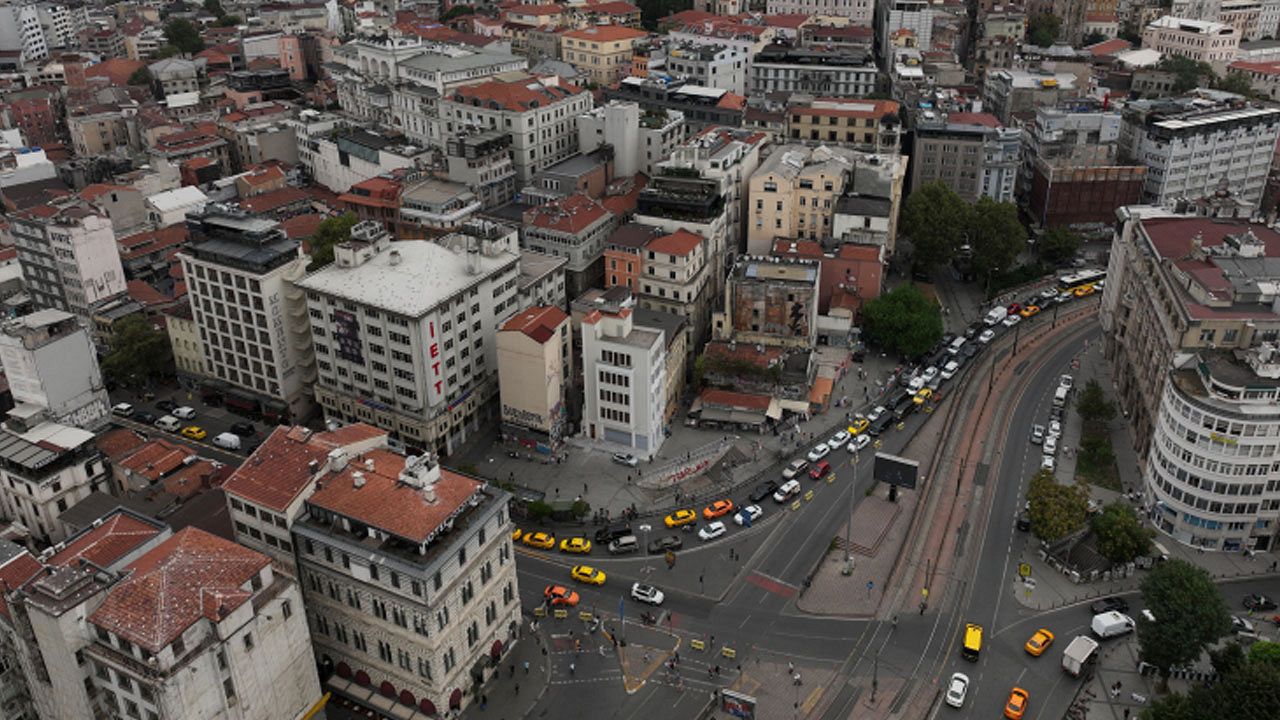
[584,1,640,14]
[699,388,773,411]
[717,92,747,110]
[1087,38,1133,57]
[97,428,149,462]
[80,184,135,202]
[761,14,811,29]
[772,239,825,258]
[306,451,483,544]
[118,225,189,261]
[241,165,285,187]
[1141,218,1280,260]
[49,513,164,569]
[1230,60,1280,75]
[117,440,192,483]
[222,424,387,512]
[162,459,230,500]
[563,25,646,42]
[948,112,1001,128]
[239,186,310,214]
[501,305,569,343]
[450,77,586,113]
[524,193,612,234]
[85,58,146,87]
[0,551,41,620]
[645,229,702,256]
[281,213,325,239]
[794,99,900,119]
[89,528,271,652]
[600,173,646,217]
[127,280,171,308]
[704,341,783,369]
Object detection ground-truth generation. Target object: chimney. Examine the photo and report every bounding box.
[365,458,375,471]
[389,249,402,266]
[307,459,319,474]
[352,471,366,489]
[327,448,349,473]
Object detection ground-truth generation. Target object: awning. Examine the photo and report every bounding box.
[778,399,810,415]
[728,410,766,425]
[766,398,783,420]
[809,377,835,406]
[699,407,736,423]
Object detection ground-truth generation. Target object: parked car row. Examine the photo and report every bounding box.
[113,401,253,451]
[1029,374,1074,474]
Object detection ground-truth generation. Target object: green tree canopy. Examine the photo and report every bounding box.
[1037,227,1081,266]
[101,314,174,385]
[1137,559,1232,683]
[442,4,474,20]
[1077,378,1116,426]
[1249,641,1280,667]
[969,197,1025,283]
[901,181,972,273]
[639,0,692,30]
[1027,469,1089,541]
[202,0,224,15]
[1092,502,1154,563]
[217,15,241,26]
[1082,30,1108,46]
[128,67,152,86]
[860,284,944,359]
[1214,71,1254,97]
[1158,55,1216,94]
[307,213,358,270]
[1144,651,1280,719]
[1027,14,1062,46]
[164,19,205,55]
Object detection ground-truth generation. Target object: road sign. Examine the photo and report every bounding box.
[921,588,929,598]
[1018,562,1032,579]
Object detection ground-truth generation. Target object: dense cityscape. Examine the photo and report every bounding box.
[0,0,1278,719]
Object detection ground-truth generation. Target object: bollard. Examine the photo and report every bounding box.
[553,609,568,619]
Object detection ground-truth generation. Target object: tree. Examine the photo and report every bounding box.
[968,197,1025,284]
[1076,378,1116,426]
[526,500,552,522]
[639,0,693,30]
[1082,30,1108,46]
[1037,227,1081,266]
[1158,55,1216,94]
[901,181,972,273]
[128,67,152,86]
[1026,469,1089,541]
[163,19,204,55]
[1249,641,1280,667]
[1215,71,1254,97]
[1145,655,1280,719]
[1092,502,1153,563]
[101,315,174,386]
[860,284,944,359]
[306,213,358,270]
[202,0,224,15]
[1027,14,1062,46]
[154,44,181,59]
[1137,559,1232,685]
[218,15,241,26]
[1209,640,1247,677]
[442,4,474,20]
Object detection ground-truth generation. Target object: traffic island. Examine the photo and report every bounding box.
[613,621,681,694]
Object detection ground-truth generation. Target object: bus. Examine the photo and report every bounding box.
[962,623,983,661]
[1057,269,1106,290]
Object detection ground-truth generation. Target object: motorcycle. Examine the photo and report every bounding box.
[640,612,657,626]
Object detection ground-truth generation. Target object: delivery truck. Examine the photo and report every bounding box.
[1091,611,1136,639]
[1061,636,1099,677]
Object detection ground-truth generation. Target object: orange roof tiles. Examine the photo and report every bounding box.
[49,513,164,569]
[704,341,783,369]
[162,459,229,500]
[645,229,702,256]
[118,225,189,261]
[948,112,1001,128]
[242,165,285,186]
[1230,60,1280,75]
[117,440,192,483]
[306,451,483,544]
[0,551,41,620]
[1087,38,1132,56]
[451,77,586,113]
[85,58,146,87]
[127,280,171,307]
[97,428,149,463]
[80,184,135,202]
[562,25,647,42]
[222,424,387,512]
[699,388,772,411]
[524,193,612,234]
[281,213,325,239]
[795,99,899,118]
[89,528,271,652]
[717,92,747,110]
[239,186,310,214]
[501,305,569,343]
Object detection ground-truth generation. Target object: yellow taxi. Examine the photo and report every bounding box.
[848,418,870,436]
[1024,628,1054,657]
[703,499,735,520]
[559,537,592,554]
[181,426,207,441]
[522,531,555,550]
[570,565,606,586]
[1073,284,1096,297]
[544,584,579,607]
[511,528,523,542]
[913,388,933,405]
[1019,305,1041,318]
[664,509,697,528]
[1004,688,1029,719]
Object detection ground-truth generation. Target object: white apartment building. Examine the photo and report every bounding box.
[581,303,667,457]
[664,42,749,95]
[297,222,522,456]
[9,197,126,320]
[1143,16,1241,66]
[179,208,316,422]
[0,309,109,430]
[767,0,874,25]
[222,423,390,574]
[292,451,521,718]
[667,21,776,82]
[1259,0,1280,39]
[1119,95,1280,211]
[441,76,593,184]
[36,4,77,49]
[0,420,107,543]
[877,0,935,54]
[304,128,429,195]
[750,44,877,97]
[0,3,48,64]
[577,101,687,179]
[145,185,208,229]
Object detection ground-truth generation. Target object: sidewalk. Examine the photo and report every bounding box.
[461,620,551,720]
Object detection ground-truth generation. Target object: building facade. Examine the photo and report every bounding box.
[0,420,107,543]
[10,198,126,320]
[496,306,573,450]
[665,42,749,95]
[750,43,877,97]
[523,194,617,300]
[713,255,819,349]
[560,25,648,85]
[577,101,686,179]
[910,112,1020,204]
[1142,16,1241,66]
[581,304,667,457]
[0,309,109,430]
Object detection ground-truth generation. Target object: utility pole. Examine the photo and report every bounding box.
[844,451,858,575]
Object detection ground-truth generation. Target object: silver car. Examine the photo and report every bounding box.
[630,583,665,606]
[945,672,969,708]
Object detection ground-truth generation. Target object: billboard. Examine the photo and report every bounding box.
[720,690,756,719]
[333,310,364,364]
[873,452,919,489]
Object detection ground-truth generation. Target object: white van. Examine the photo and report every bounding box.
[984,307,1008,326]
[155,415,181,432]
[947,337,967,355]
[1053,385,1070,408]
[1091,611,1135,639]
[212,432,241,451]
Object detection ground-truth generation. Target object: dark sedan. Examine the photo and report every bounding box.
[749,481,780,503]
[131,410,157,424]
[647,535,683,554]
[1244,593,1278,611]
[1090,596,1129,615]
[156,399,177,412]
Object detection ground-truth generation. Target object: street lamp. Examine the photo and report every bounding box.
[639,524,652,576]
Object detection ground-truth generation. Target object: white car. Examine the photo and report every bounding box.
[111,403,134,417]
[1048,420,1062,437]
[807,444,830,462]
[1044,435,1058,456]
[734,505,763,526]
[1042,455,1056,472]
[782,459,809,479]
[867,406,886,422]
[630,583,665,606]
[907,375,926,392]
[698,521,726,541]
[1030,424,1045,444]
[848,434,871,453]
[940,361,960,380]
[1039,287,1059,301]
[1059,374,1074,390]
[978,329,995,344]
[773,479,801,503]
[172,406,197,419]
[826,431,850,451]
[920,366,938,384]
[1002,314,1022,328]
[612,452,639,467]
[945,672,969,708]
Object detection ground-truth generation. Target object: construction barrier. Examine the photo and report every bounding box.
[721,647,736,659]
[803,490,814,502]
[826,474,835,484]
[553,609,568,619]
[790,500,801,511]
[690,639,706,652]
[579,611,594,622]
[874,439,882,449]
[533,607,547,617]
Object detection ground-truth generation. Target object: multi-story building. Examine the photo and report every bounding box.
[577,101,686,178]
[604,224,661,292]
[399,177,482,237]
[523,194,617,299]
[1143,16,1240,67]
[496,306,573,450]
[339,176,403,235]
[581,300,667,457]
[1171,0,1277,38]
[446,130,518,210]
[1022,105,1147,227]
[0,418,106,543]
[561,25,648,85]
[297,222,521,456]
[635,229,711,350]
[606,76,746,132]
[441,76,593,185]
[163,302,205,384]
[292,450,520,718]
[746,144,864,253]
[830,152,909,254]
[667,17,776,82]
[982,69,1079,125]
[713,254,819,349]
[786,98,902,154]
[768,0,874,24]
[750,42,877,97]
[664,42,749,95]
[910,112,1021,204]
[179,208,315,423]
[222,422,389,573]
[0,309,109,430]
[1101,207,1280,551]
[0,3,48,64]
[303,129,429,195]
[876,0,935,53]
[9,197,126,319]
[1119,92,1280,212]
[1025,0,1087,44]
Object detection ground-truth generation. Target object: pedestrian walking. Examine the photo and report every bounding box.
[509,663,515,678]
[793,672,802,686]
[523,661,530,674]
[714,665,720,677]
[788,661,794,673]
[515,683,520,695]
[569,662,575,676]
[584,482,588,495]
[480,695,487,709]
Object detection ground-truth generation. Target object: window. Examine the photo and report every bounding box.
[243,633,254,651]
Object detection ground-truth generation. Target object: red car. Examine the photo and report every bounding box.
[1006,303,1022,316]
[809,460,832,480]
